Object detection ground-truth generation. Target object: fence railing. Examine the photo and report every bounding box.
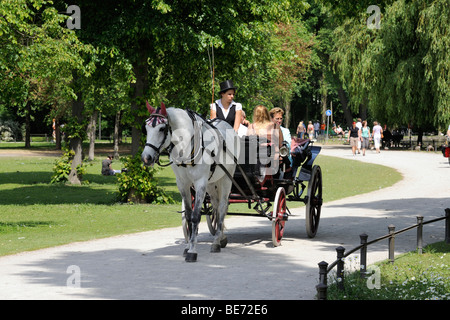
[316,208,450,300]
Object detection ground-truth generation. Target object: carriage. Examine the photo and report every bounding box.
[181,122,323,247]
[142,105,323,261]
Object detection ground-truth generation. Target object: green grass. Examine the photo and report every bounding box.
[0,152,402,256]
[327,242,450,300]
[314,155,402,202]
[0,156,181,255]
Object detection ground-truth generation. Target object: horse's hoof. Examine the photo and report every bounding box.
[185,252,198,262]
[220,237,228,248]
[183,248,188,257]
[210,244,221,253]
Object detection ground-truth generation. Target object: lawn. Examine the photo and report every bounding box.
[0,150,402,256]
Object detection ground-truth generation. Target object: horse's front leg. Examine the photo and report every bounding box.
[185,185,206,262]
[179,185,194,255]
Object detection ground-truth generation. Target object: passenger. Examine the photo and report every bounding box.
[246,105,283,176]
[247,105,283,147]
[237,110,248,138]
[269,107,292,166]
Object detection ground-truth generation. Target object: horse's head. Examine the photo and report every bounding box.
[141,102,171,166]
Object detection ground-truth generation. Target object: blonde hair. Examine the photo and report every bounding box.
[269,107,284,118]
[252,105,271,124]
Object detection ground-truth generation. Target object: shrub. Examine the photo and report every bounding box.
[116,153,174,204]
[0,120,21,142]
[50,147,89,184]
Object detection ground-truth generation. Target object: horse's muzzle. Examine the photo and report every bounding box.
[141,154,154,166]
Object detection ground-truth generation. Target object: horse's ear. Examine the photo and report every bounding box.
[146,101,155,114]
[160,102,167,116]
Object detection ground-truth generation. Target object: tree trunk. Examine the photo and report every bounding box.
[68,94,84,185]
[130,44,149,156]
[359,95,368,120]
[113,110,120,159]
[283,93,291,130]
[337,85,353,128]
[55,118,62,150]
[87,109,98,161]
[24,102,31,148]
[320,73,327,125]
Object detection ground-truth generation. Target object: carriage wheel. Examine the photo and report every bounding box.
[272,187,287,247]
[305,165,322,238]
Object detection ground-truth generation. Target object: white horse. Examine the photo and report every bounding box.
[141,102,239,262]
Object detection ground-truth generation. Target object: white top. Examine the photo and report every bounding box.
[373,124,382,138]
[237,124,248,137]
[210,99,242,119]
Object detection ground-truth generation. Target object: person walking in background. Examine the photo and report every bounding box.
[320,121,326,136]
[296,121,305,139]
[347,121,360,156]
[314,120,320,139]
[361,120,371,156]
[307,121,314,140]
[356,118,362,154]
[373,121,383,153]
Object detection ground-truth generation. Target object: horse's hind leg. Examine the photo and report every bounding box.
[180,187,193,257]
[210,181,231,253]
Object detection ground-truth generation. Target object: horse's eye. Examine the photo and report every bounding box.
[159,127,165,132]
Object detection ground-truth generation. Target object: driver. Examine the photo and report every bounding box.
[210,80,245,132]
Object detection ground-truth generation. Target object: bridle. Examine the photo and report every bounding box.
[143,109,205,167]
[143,113,172,166]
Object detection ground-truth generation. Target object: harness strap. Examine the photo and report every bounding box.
[145,142,160,153]
[174,109,204,167]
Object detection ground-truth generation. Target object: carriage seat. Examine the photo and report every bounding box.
[232,135,277,185]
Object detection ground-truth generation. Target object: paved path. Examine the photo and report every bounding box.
[0,145,449,300]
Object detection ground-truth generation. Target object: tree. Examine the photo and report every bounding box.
[69,0,310,155]
[330,0,450,130]
[417,0,450,128]
[0,0,91,150]
[268,21,315,129]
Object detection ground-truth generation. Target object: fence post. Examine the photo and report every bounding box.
[417,216,423,254]
[316,261,328,300]
[336,246,345,291]
[360,233,368,278]
[445,208,450,244]
[388,224,395,264]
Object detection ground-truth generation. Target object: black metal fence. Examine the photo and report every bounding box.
[316,208,450,300]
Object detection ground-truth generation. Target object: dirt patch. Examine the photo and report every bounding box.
[0,145,132,158]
